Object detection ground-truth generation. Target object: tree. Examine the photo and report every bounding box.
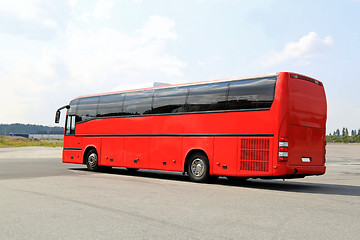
[326,127,360,143]
[336,129,340,137]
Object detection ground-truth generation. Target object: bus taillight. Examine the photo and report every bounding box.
[279,137,288,162]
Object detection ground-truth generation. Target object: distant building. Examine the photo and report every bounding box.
[9,133,63,139]
[29,134,64,140]
[9,133,29,138]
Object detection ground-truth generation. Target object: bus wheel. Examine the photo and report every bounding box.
[86,149,100,171]
[187,152,210,183]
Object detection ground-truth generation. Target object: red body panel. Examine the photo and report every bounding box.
[100,137,123,167]
[61,72,327,179]
[149,137,183,171]
[213,137,237,176]
[123,137,149,169]
[76,110,275,136]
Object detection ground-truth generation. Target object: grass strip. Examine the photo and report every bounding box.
[0,136,63,148]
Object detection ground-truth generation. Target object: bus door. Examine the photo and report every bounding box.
[63,115,83,164]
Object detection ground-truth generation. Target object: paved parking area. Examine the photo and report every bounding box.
[0,145,359,239]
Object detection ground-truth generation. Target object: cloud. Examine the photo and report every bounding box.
[195,0,235,4]
[0,0,41,20]
[136,16,178,42]
[260,32,333,67]
[63,15,185,89]
[78,0,114,21]
[0,49,60,123]
[0,12,185,125]
[0,1,74,39]
[198,57,222,67]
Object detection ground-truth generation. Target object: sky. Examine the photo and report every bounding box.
[0,0,359,133]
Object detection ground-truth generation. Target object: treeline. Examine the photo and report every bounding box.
[326,128,360,143]
[0,123,64,135]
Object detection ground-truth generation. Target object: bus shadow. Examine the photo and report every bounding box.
[216,178,360,197]
[70,167,190,182]
[69,167,360,197]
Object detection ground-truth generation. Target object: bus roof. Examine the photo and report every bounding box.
[72,72,322,102]
[73,72,281,101]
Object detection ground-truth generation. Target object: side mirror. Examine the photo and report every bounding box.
[55,111,61,124]
[55,105,70,124]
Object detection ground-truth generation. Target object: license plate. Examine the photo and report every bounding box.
[302,157,311,163]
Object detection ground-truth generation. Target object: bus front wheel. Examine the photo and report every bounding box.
[86,149,100,171]
[187,152,210,183]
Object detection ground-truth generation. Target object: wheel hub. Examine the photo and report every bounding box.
[191,158,205,177]
[88,153,98,168]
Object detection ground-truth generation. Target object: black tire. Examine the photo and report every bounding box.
[85,149,100,171]
[187,152,210,183]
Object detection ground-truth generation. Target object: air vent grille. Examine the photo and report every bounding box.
[240,138,270,172]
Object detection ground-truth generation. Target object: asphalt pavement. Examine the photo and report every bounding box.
[0,145,359,240]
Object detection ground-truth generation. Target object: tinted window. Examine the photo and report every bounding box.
[97,94,124,117]
[186,82,228,112]
[68,99,79,115]
[76,96,99,122]
[123,91,153,115]
[227,77,276,110]
[152,87,188,114]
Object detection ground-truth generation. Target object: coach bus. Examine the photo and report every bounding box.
[55,72,327,183]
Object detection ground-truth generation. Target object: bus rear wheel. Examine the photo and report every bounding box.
[187,152,210,183]
[86,149,100,171]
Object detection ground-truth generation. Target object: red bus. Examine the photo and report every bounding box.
[55,72,327,182]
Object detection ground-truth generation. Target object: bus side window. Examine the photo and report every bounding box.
[97,94,125,117]
[186,82,228,112]
[77,96,99,122]
[152,87,188,114]
[123,91,153,115]
[227,77,276,110]
[65,116,76,135]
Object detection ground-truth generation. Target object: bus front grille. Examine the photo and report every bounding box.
[239,138,270,172]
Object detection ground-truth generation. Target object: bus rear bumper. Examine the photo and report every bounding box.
[265,165,326,179]
[288,165,326,176]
